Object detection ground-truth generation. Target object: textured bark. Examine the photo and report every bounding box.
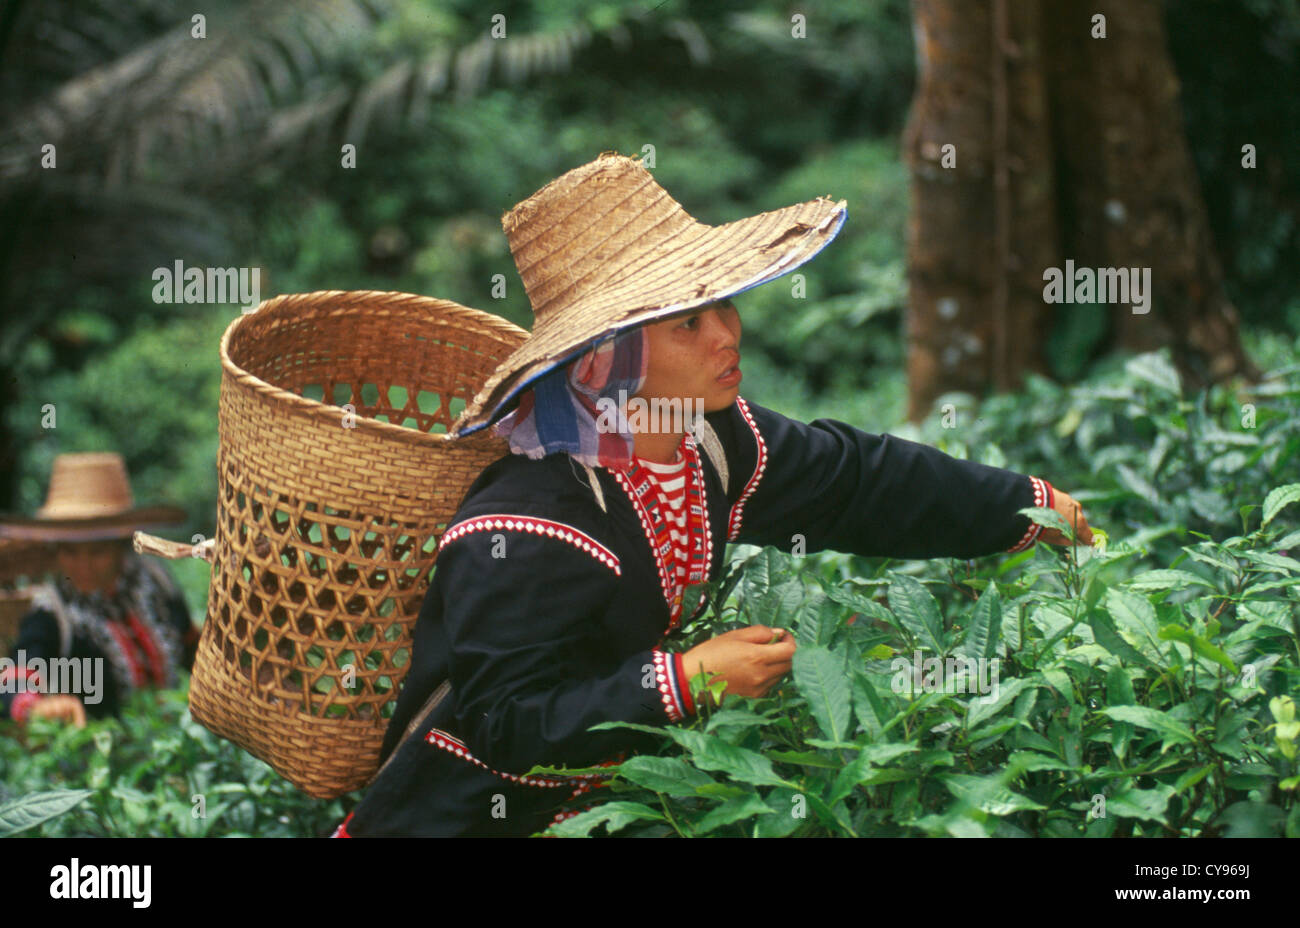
[903,0,1256,421]
[1045,0,1258,387]
[903,0,1057,421]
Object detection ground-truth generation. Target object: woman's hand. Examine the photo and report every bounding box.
[26,694,87,728]
[679,625,796,704]
[1040,488,1094,546]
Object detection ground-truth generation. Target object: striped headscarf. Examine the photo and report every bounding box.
[490,326,649,469]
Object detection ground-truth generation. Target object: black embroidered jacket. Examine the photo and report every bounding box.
[342,396,1053,836]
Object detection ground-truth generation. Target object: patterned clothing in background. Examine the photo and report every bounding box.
[0,554,197,722]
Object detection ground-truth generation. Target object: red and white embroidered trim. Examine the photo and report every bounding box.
[1007,476,1055,552]
[612,465,672,602]
[425,727,594,789]
[652,649,690,722]
[331,811,355,838]
[548,762,619,828]
[438,514,621,576]
[689,434,715,598]
[727,396,767,541]
[614,437,711,630]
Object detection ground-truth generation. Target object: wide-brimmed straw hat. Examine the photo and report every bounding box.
[450,151,847,437]
[0,452,184,542]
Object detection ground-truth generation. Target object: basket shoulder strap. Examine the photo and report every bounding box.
[579,462,608,513]
[692,417,729,495]
[371,679,452,783]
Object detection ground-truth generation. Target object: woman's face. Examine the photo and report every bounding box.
[636,299,743,415]
[56,541,125,595]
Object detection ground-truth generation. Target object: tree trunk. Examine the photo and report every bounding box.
[1045,0,1259,387]
[903,0,1057,422]
[903,0,1258,421]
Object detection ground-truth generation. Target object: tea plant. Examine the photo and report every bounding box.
[533,485,1299,836]
[0,682,355,837]
[3,349,1296,838]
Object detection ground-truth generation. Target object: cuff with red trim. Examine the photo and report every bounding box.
[673,653,695,716]
[651,650,693,722]
[1006,476,1055,552]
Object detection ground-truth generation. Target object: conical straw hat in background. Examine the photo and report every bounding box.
[450,151,848,437]
[0,452,184,542]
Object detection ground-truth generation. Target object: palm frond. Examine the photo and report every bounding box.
[0,0,392,189]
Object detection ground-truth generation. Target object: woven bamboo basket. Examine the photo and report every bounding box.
[189,290,526,798]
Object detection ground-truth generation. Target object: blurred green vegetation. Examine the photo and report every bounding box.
[7,0,1298,541]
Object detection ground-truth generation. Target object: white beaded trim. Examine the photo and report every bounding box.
[425,728,596,789]
[1007,476,1052,552]
[438,514,621,576]
[549,777,606,828]
[652,649,687,723]
[727,396,767,541]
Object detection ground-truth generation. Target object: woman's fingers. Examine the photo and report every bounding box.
[30,695,86,727]
[1048,489,1094,545]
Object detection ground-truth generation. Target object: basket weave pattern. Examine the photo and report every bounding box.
[190,291,525,798]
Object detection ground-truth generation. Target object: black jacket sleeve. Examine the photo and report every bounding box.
[438,526,687,774]
[720,397,1047,559]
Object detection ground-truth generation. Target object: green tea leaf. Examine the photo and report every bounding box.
[1107,784,1174,823]
[542,801,665,837]
[1005,751,1072,774]
[1115,465,1162,506]
[1089,609,1158,668]
[766,750,843,770]
[793,645,852,743]
[1157,624,1237,673]
[1125,569,1214,592]
[1099,706,1194,746]
[1105,588,1165,657]
[1173,764,1214,794]
[693,794,774,834]
[1125,352,1181,395]
[1239,550,1300,575]
[0,789,94,837]
[850,672,887,740]
[1021,505,1072,536]
[1262,484,1300,528]
[961,582,1002,661]
[966,676,1031,730]
[825,585,895,624]
[668,729,789,788]
[1217,801,1286,838]
[617,756,716,797]
[941,773,1045,815]
[704,708,779,736]
[888,574,945,654]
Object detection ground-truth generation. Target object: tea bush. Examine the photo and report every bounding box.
[0,684,353,837]
[535,492,1299,837]
[2,349,1296,838]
